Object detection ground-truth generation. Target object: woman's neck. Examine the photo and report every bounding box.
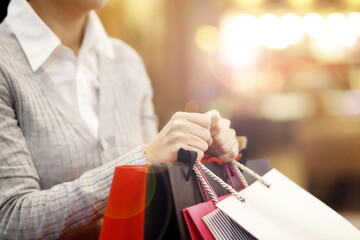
[29,1,88,56]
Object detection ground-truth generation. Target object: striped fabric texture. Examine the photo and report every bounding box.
[0,20,158,239]
[203,209,257,240]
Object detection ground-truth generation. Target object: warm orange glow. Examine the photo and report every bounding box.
[184,100,200,112]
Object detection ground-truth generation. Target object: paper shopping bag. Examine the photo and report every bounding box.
[202,208,256,240]
[99,165,148,240]
[217,169,360,240]
[182,198,217,240]
[181,161,253,240]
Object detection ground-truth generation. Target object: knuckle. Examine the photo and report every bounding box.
[224,119,231,127]
[216,135,227,147]
[200,141,209,152]
[211,124,221,134]
[204,130,212,141]
[171,119,186,131]
[204,116,212,127]
[172,111,184,120]
[222,144,232,153]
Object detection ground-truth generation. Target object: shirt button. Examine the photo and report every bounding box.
[101,139,109,151]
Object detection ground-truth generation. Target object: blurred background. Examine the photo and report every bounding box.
[0,0,358,231]
[98,0,360,225]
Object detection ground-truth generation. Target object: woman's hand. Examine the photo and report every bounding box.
[205,110,239,163]
[144,112,212,164]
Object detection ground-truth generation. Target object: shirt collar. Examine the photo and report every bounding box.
[83,11,115,60]
[6,0,114,72]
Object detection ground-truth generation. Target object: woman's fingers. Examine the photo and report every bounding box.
[145,112,212,164]
[206,110,239,162]
[208,128,236,154]
[172,112,211,129]
[217,140,239,163]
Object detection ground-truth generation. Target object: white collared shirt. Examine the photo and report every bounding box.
[6,0,114,138]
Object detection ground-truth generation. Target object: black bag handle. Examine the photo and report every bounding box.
[176,148,197,181]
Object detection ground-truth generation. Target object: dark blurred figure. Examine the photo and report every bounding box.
[0,0,10,23]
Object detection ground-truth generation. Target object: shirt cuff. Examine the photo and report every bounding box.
[114,145,148,166]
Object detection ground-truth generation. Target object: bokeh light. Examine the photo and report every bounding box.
[218,14,259,67]
[303,13,327,40]
[195,25,219,52]
[261,93,315,121]
[258,14,288,49]
[327,13,357,47]
[281,13,305,45]
[184,100,200,112]
[348,12,360,37]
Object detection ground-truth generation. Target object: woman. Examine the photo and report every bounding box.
[0,0,239,239]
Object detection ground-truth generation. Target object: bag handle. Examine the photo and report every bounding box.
[227,163,248,189]
[228,135,250,188]
[194,162,245,203]
[231,136,270,188]
[193,164,220,203]
[224,163,247,190]
[232,160,271,188]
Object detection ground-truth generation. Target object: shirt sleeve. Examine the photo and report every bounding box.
[140,61,158,143]
[0,73,147,239]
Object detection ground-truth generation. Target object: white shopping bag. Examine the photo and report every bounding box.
[216,169,360,240]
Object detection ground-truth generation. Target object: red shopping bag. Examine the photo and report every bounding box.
[99,165,148,240]
[182,193,234,240]
[182,199,216,240]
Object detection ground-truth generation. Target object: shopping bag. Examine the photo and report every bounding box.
[188,162,258,240]
[98,153,233,240]
[182,162,248,240]
[143,153,271,239]
[216,167,360,240]
[182,198,217,240]
[99,165,148,240]
[202,209,256,240]
[143,153,244,240]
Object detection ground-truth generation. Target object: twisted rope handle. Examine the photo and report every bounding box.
[230,162,249,188]
[193,165,219,203]
[232,160,271,188]
[224,164,236,189]
[195,162,245,203]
